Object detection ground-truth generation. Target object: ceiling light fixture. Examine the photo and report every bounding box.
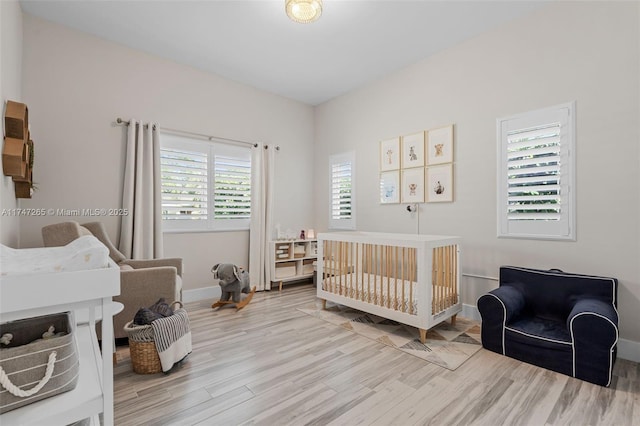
[285,0,323,24]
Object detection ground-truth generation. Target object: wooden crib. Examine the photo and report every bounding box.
[317,232,461,343]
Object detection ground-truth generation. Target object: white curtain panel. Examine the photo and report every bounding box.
[119,120,163,259]
[249,144,275,291]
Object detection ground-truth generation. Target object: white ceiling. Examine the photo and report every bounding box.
[19,0,548,105]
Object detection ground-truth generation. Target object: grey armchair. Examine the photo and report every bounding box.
[42,221,183,339]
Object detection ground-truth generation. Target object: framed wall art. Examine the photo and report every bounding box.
[401,132,425,168]
[380,137,400,171]
[426,163,453,203]
[379,171,400,204]
[426,124,454,165]
[401,167,424,203]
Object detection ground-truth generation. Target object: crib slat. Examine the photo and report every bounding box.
[433,247,437,313]
[356,242,360,301]
[453,244,458,305]
[435,246,442,313]
[341,241,345,296]
[394,245,398,311]
[345,241,349,294]
[386,245,390,309]
[440,246,445,312]
[328,240,332,294]
[333,239,337,295]
[449,245,454,306]
[378,244,382,307]
[447,246,453,306]
[367,244,371,303]
[325,240,329,293]
[440,246,444,312]
[441,246,447,310]
[401,247,406,312]
[445,246,453,308]
[409,247,414,315]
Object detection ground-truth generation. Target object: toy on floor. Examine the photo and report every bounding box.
[0,333,13,346]
[210,263,256,310]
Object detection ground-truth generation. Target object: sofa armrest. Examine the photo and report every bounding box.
[121,258,183,276]
[477,286,526,354]
[568,298,618,329]
[479,286,526,323]
[120,267,179,296]
[568,299,619,386]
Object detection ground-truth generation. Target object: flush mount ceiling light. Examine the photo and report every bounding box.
[286,0,323,24]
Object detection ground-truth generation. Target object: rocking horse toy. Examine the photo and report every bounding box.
[210,263,256,310]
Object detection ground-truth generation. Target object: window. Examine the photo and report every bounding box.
[497,102,575,240]
[160,133,251,232]
[329,151,356,230]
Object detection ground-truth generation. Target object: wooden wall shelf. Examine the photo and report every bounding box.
[2,100,35,198]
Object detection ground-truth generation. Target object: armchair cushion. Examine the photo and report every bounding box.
[478,266,618,386]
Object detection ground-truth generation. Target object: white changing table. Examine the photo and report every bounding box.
[0,259,120,425]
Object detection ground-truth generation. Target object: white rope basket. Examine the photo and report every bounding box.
[0,352,57,397]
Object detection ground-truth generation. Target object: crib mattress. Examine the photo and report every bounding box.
[322,272,419,315]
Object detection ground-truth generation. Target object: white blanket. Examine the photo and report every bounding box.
[1,235,109,275]
[151,309,192,372]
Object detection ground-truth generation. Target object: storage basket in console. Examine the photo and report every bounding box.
[0,312,79,413]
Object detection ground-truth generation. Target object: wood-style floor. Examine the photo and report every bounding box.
[114,284,639,425]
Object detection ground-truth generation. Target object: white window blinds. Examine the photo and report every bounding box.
[330,151,356,230]
[498,102,575,240]
[214,155,251,220]
[161,146,208,222]
[160,133,251,232]
[506,123,562,221]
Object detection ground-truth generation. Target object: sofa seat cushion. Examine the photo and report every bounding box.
[507,315,571,344]
[504,322,573,377]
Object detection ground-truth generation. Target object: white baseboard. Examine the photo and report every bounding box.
[460,304,640,363]
[617,338,640,363]
[461,303,481,322]
[183,286,220,303]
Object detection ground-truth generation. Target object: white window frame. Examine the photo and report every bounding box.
[497,101,576,240]
[160,133,251,233]
[329,151,356,230]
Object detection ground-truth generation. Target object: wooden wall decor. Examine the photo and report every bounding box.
[2,100,34,198]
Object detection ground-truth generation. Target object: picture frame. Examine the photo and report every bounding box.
[426,163,453,203]
[401,131,425,169]
[426,124,454,165]
[401,167,424,203]
[379,171,400,204]
[380,137,400,171]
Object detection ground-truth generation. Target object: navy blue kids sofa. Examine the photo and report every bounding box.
[477,266,618,386]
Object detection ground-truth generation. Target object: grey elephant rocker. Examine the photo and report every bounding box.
[211,263,257,310]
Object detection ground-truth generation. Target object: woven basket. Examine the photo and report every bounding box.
[124,301,182,374]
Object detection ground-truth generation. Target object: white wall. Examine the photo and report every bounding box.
[0,0,23,247]
[19,14,315,292]
[314,2,640,345]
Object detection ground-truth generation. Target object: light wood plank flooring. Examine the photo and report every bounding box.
[114,284,639,425]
